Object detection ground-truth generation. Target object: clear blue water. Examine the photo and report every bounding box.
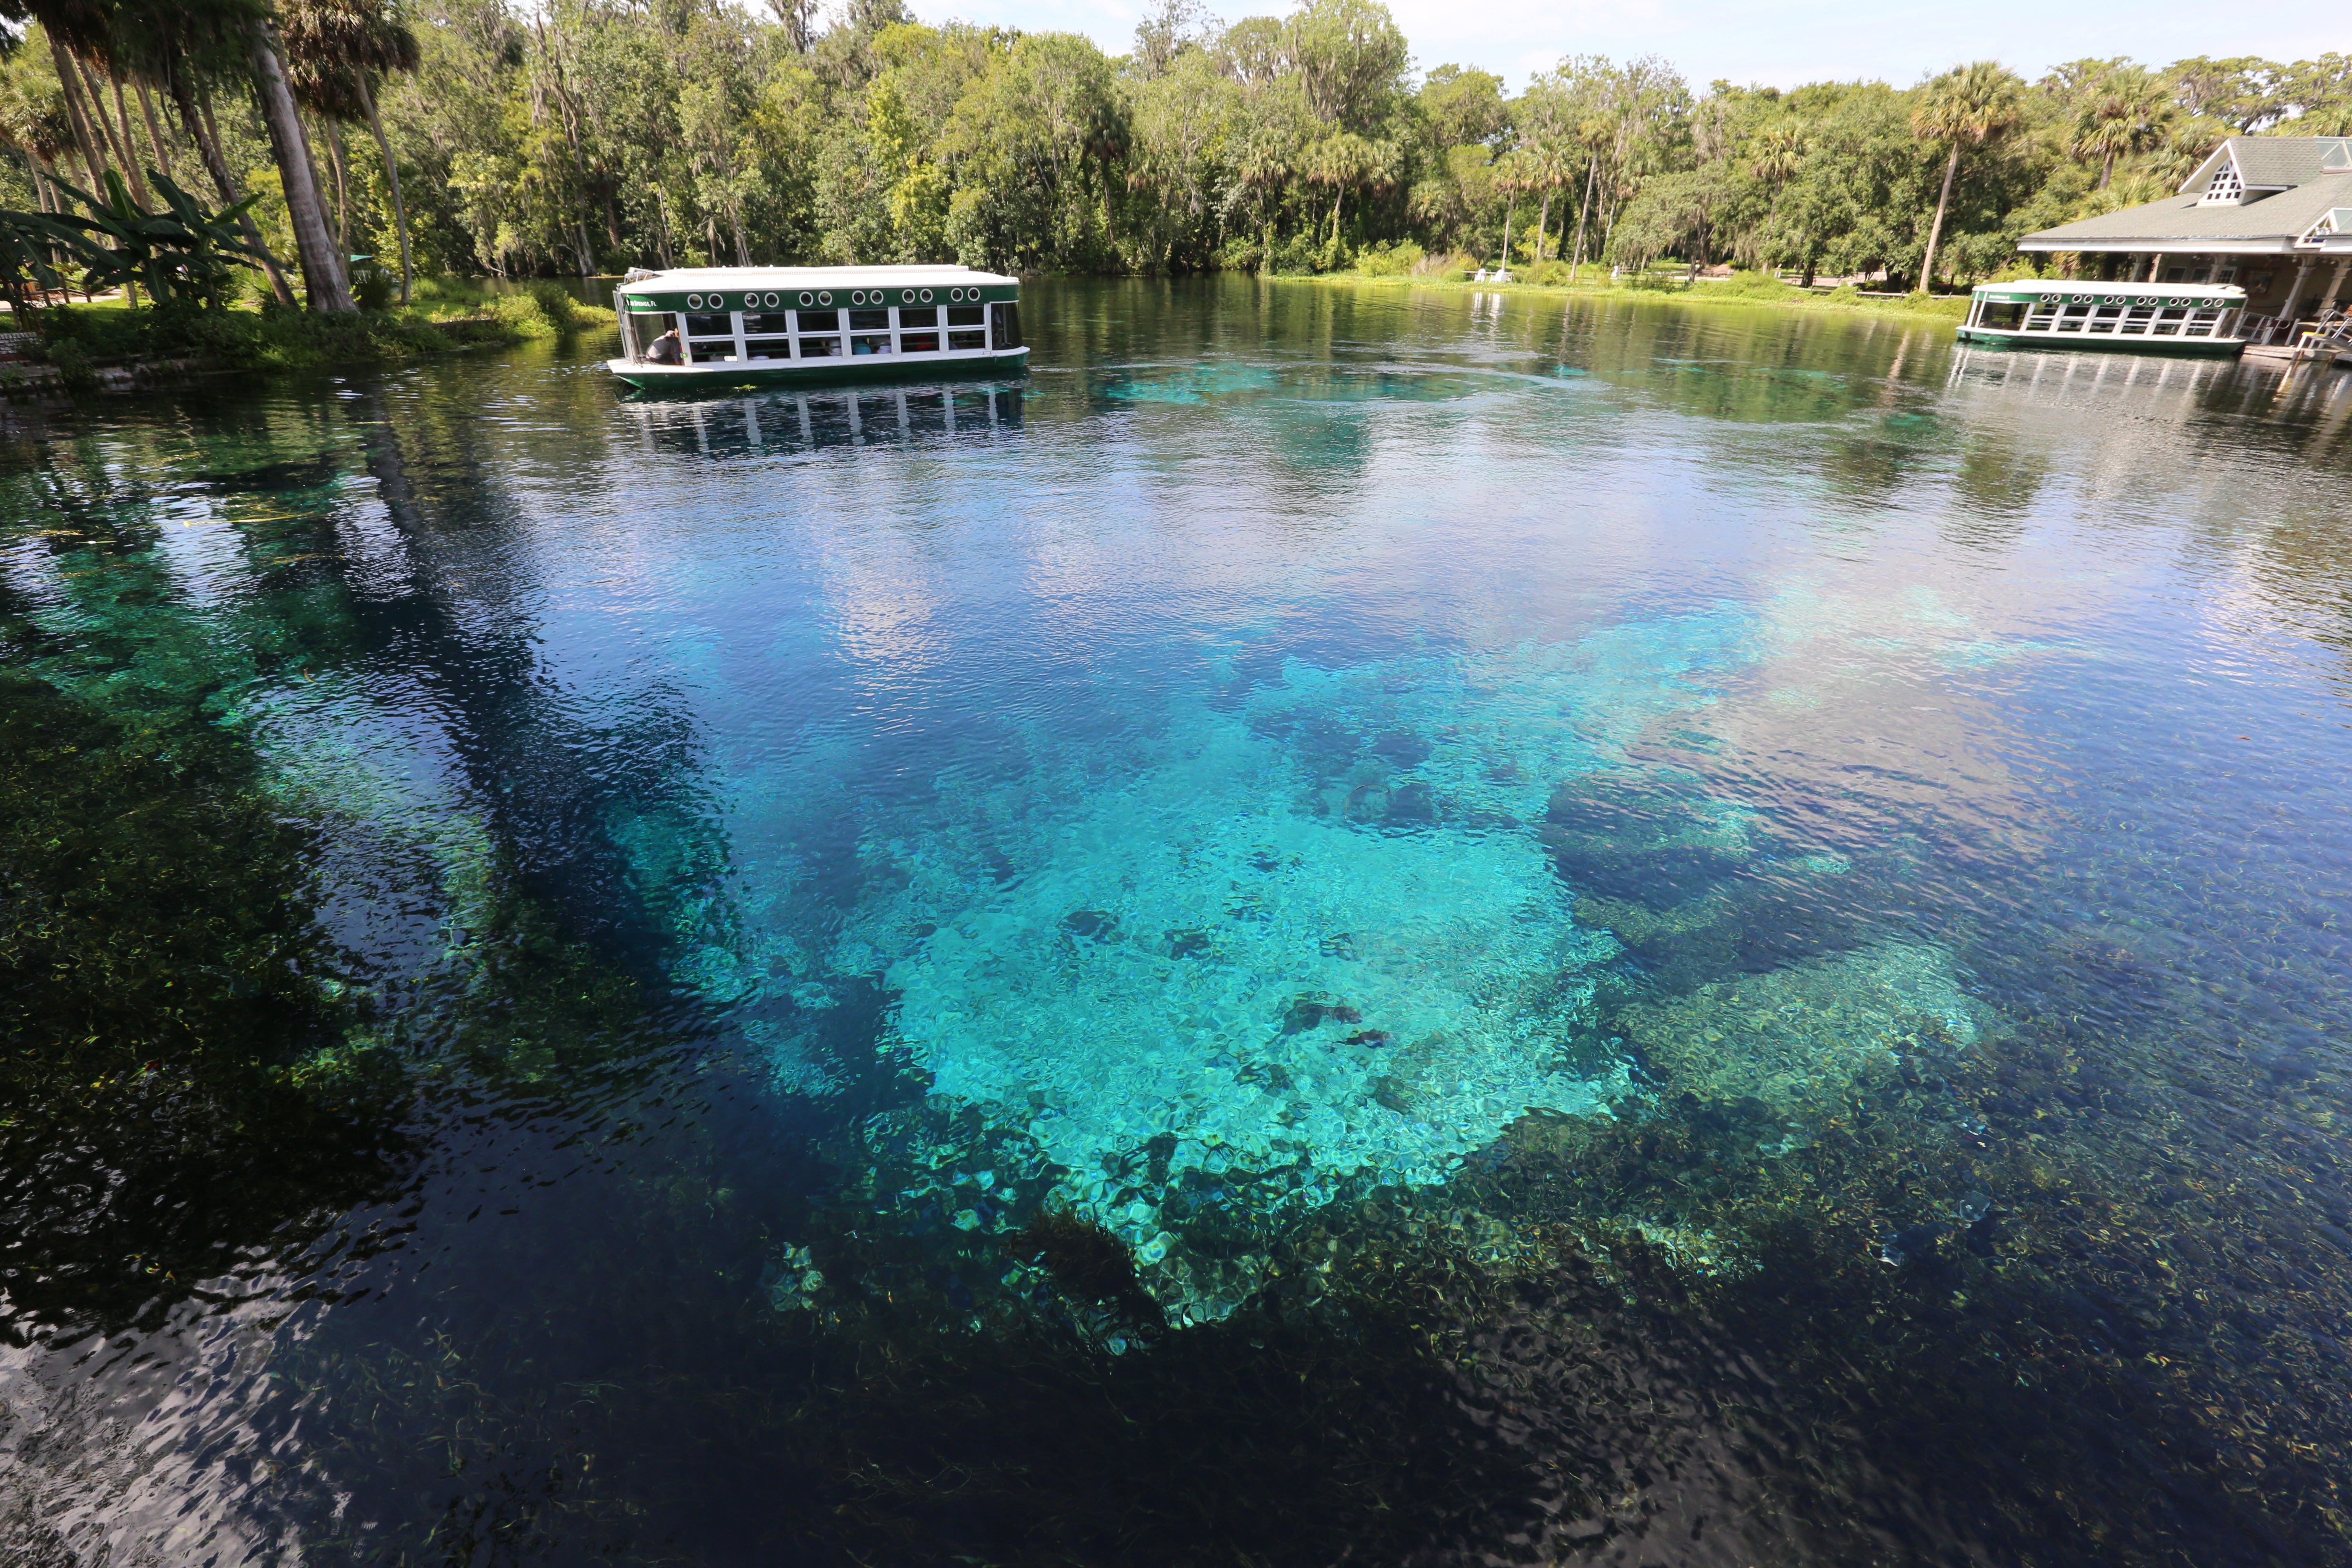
[4,281,2352,1565]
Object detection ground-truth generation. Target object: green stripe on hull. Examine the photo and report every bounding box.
[612,351,1031,392]
[1954,328,2244,359]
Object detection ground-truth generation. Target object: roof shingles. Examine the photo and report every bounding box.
[2022,136,2352,248]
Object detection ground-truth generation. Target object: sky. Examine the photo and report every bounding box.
[945,0,2339,92]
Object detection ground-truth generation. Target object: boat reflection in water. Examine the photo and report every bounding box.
[620,379,1025,460]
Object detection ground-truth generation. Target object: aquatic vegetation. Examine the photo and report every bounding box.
[0,667,403,1334]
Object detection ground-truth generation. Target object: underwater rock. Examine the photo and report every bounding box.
[1615,940,1993,1116]
[1876,1222,1948,1267]
[1281,997,1363,1034]
[1164,927,1213,958]
[1574,891,1736,948]
[1956,1190,1994,1225]
[1062,908,1119,939]
[1004,1207,1168,1334]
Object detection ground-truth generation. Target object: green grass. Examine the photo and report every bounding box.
[1308,263,1973,323]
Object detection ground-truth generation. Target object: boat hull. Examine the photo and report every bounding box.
[610,348,1029,391]
[1953,327,2244,358]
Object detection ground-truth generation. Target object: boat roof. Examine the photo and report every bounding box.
[1970,279,2246,301]
[617,265,1017,292]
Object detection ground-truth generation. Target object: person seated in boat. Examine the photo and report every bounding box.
[646,327,683,365]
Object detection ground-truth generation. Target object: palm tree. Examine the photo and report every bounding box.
[1911,61,2024,294]
[1517,135,1574,264]
[1303,130,1373,253]
[0,0,335,309]
[278,0,422,304]
[2069,65,2171,189]
[245,11,354,310]
[140,3,303,308]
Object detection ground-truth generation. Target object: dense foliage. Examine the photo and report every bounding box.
[0,4,2349,292]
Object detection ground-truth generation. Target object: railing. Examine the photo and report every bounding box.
[2294,307,2352,361]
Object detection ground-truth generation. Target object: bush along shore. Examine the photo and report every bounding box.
[0,281,615,397]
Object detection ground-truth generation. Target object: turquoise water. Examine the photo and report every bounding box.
[5,281,2352,1565]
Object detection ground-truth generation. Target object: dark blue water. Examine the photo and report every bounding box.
[4,279,2350,1566]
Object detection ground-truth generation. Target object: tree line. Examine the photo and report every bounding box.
[0,0,2348,310]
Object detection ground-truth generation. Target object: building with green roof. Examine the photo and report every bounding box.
[2018,135,2352,345]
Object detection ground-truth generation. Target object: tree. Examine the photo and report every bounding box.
[1281,0,1408,136]
[2068,64,2169,189]
[279,0,423,303]
[246,11,354,309]
[1911,60,2022,292]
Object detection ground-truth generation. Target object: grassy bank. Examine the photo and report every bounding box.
[1292,263,1973,325]
[2,278,616,392]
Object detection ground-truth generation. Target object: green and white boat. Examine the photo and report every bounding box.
[608,265,1027,388]
[1956,279,2247,355]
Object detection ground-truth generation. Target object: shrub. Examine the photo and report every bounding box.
[525,278,579,336]
[1352,241,1425,278]
[353,264,395,311]
[1711,268,1797,299]
[44,339,97,392]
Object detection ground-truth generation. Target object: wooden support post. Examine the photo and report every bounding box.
[2277,260,2314,322]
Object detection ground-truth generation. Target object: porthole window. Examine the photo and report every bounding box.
[686,294,702,309]
[819,291,833,305]
[799,292,813,307]
[920,288,933,303]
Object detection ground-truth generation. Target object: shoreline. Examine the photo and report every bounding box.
[0,291,616,399]
[1267,269,1973,326]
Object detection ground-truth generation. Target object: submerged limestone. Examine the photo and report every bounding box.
[1618,939,1993,1116]
[838,623,1784,1272]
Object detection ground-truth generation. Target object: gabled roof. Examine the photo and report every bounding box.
[2021,173,2352,248]
[2187,135,2352,192]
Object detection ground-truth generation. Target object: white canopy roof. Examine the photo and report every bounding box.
[617,265,1016,292]
[1970,279,2246,301]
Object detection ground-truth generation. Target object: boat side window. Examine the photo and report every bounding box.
[901,330,941,353]
[633,311,679,360]
[1978,301,2025,330]
[2151,307,2186,335]
[800,334,842,357]
[991,302,1021,349]
[848,309,891,331]
[851,333,893,355]
[945,304,983,327]
[745,337,793,361]
[686,312,733,339]
[745,312,794,335]
[948,328,987,351]
[899,306,938,327]
[2119,307,2156,334]
[796,309,839,332]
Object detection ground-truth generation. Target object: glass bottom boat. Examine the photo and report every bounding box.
[607,265,1029,389]
[1956,279,2247,356]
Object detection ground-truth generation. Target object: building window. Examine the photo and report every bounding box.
[2199,160,2244,206]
